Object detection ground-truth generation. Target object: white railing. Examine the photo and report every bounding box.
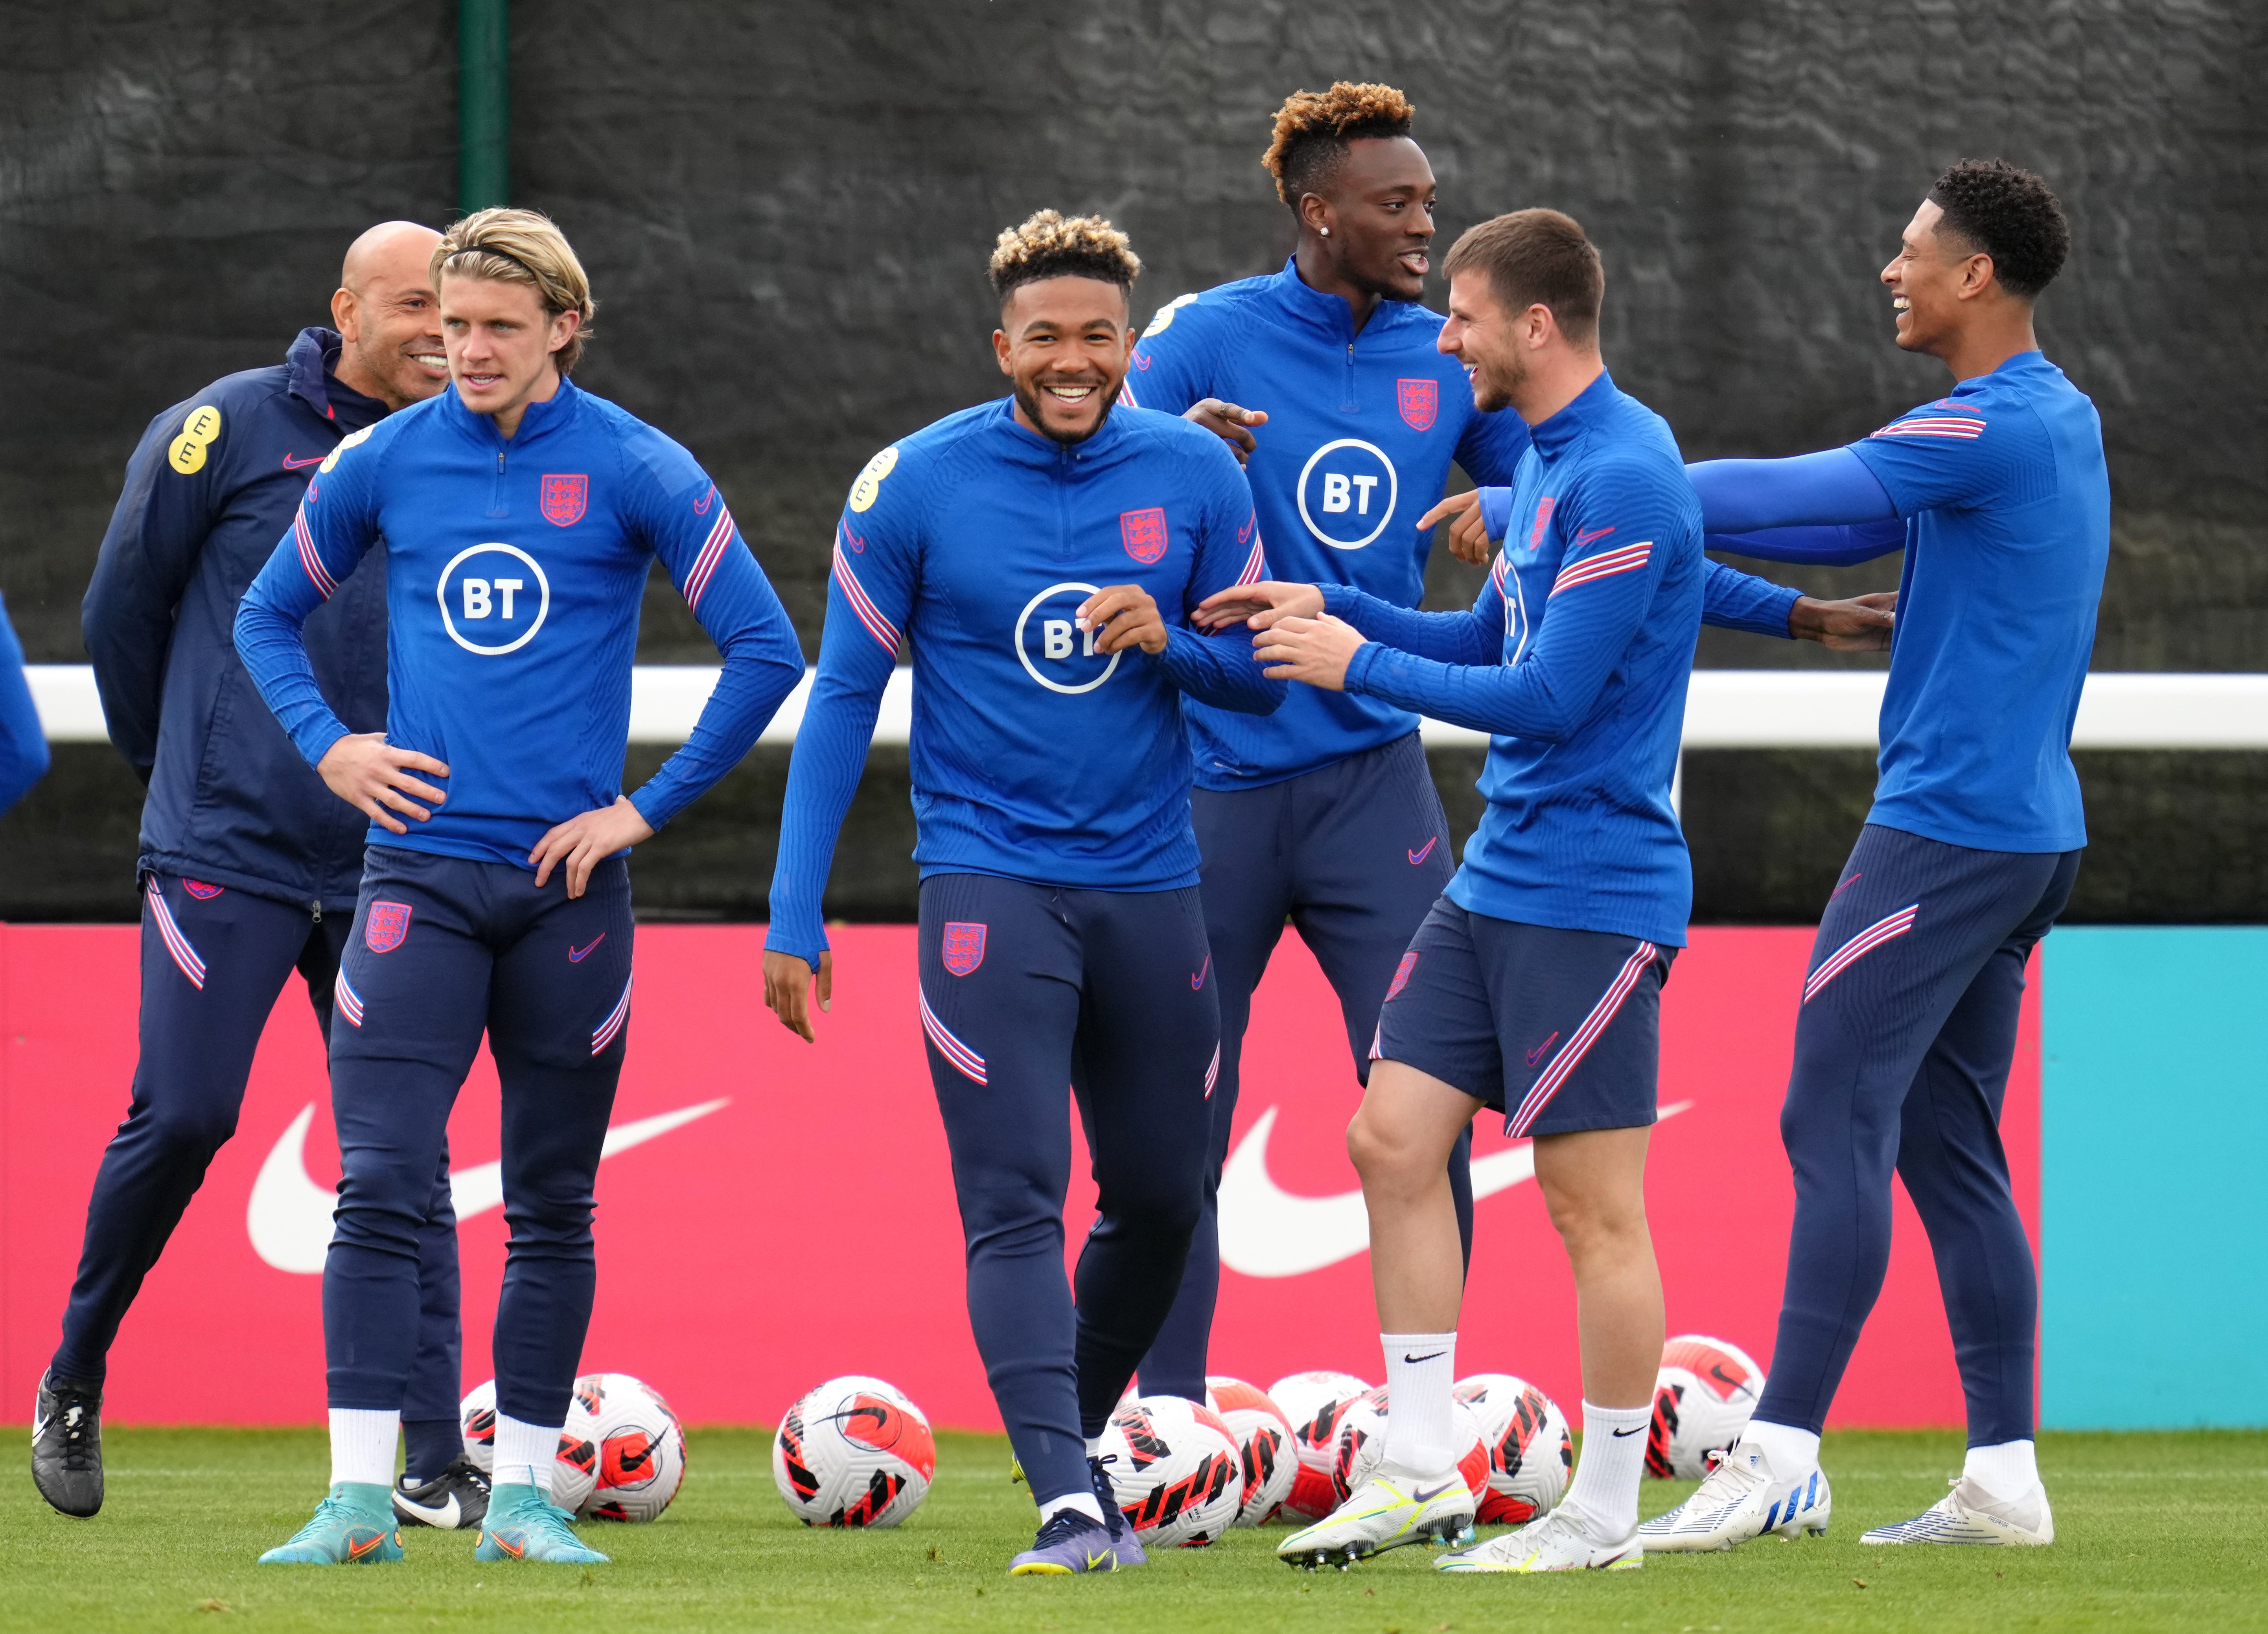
[27,665,2268,751]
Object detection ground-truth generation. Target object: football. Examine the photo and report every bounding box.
[456,1377,600,1512]
[1098,1394,1243,1548]
[1648,1334,1767,1479]
[1329,1385,1490,1504]
[459,1378,497,1472]
[771,1375,936,1527]
[1454,1373,1573,1523]
[571,1372,687,1522]
[1203,1376,1297,1526]
[1267,1370,1371,1523]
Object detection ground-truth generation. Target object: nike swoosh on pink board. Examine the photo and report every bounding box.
[245,1097,729,1273]
[1217,1100,1692,1278]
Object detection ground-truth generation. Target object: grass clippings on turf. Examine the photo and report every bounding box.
[1,1426,2261,1633]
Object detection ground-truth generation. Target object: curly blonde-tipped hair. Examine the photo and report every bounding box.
[1261,82,1416,206]
[431,208,598,374]
[986,209,1141,308]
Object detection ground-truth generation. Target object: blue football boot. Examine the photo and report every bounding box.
[258,1483,405,1564]
[1008,1508,1128,1575]
[474,1482,610,1564]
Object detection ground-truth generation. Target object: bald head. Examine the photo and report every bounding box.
[342,219,441,294]
[330,221,448,411]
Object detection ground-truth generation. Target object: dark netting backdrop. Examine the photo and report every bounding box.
[2,1,2261,920]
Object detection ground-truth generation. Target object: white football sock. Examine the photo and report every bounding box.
[1738,1417,1821,1474]
[1379,1331,1457,1474]
[1039,1490,1105,1525]
[1962,1439,2039,1501]
[493,1412,560,1496]
[1084,1435,1104,1459]
[328,1407,400,1489]
[1561,1400,1650,1538]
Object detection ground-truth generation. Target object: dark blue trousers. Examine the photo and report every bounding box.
[53,874,463,1437]
[325,847,632,1432]
[1140,732,1472,1398]
[917,873,1217,1507]
[1757,823,2081,1447]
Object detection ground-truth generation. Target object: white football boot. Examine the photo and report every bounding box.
[1861,1477,2054,1546]
[1637,1440,1831,1551]
[1436,1505,1642,1573]
[1276,1467,1476,1569]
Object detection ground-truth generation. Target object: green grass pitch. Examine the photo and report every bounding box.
[4,1427,2260,1632]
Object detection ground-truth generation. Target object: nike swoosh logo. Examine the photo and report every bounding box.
[346,1532,386,1559]
[1573,525,1616,548]
[1412,1482,1457,1502]
[246,1096,731,1273]
[1408,836,1438,866]
[486,1531,525,1559]
[569,934,606,963]
[1829,871,1863,902]
[281,453,325,470]
[1191,953,1210,990]
[1524,1030,1560,1069]
[1403,1352,1445,1364]
[1611,1426,1643,1437]
[1218,1100,1692,1277]
[395,1492,460,1528]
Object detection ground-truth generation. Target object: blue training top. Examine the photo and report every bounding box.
[1688,352,2110,853]
[1324,371,1704,948]
[765,398,1285,967]
[235,376,806,868]
[0,591,48,818]
[1850,354,2108,851]
[1120,258,1533,787]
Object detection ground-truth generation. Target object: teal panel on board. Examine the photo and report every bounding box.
[2042,928,2268,1428]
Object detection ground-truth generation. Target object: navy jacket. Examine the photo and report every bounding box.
[83,327,390,915]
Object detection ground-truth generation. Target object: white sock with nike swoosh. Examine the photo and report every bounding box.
[1562,1400,1651,1539]
[1379,1332,1457,1476]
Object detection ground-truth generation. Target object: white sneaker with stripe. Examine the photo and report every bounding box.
[1436,1505,1642,1573]
[1637,1441,1830,1551]
[1861,1477,2053,1546]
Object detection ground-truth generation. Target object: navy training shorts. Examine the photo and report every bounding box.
[1372,897,1675,1137]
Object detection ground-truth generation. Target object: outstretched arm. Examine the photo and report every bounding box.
[1686,448,1898,531]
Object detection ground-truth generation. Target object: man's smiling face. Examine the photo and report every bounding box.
[993,276,1134,444]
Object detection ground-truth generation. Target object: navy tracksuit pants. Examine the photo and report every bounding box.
[1758,823,2081,1447]
[53,873,462,1434]
[1140,732,1473,1398]
[325,847,633,1433]
[916,873,1218,1507]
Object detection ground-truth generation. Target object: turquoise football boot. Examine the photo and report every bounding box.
[258,1483,405,1564]
[474,1483,610,1564]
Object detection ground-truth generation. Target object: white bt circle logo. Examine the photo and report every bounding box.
[1296,439,1399,550]
[438,543,551,655]
[1014,582,1122,695]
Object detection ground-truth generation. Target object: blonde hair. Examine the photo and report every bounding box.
[987,209,1141,306]
[431,208,598,373]
[1262,82,1416,206]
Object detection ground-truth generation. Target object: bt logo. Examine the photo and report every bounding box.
[437,543,551,656]
[1014,582,1120,695]
[1296,439,1400,550]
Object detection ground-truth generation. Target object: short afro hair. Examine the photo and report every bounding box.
[987,210,1141,309]
[1927,158,2070,299]
[1261,82,1416,207]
